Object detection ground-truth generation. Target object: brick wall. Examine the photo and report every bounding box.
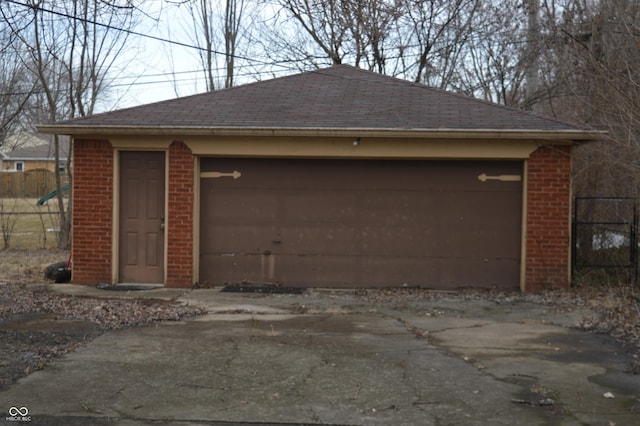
[71,140,194,287]
[525,144,572,291]
[166,141,194,287]
[72,139,113,284]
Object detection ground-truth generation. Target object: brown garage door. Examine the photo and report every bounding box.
[199,158,522,289]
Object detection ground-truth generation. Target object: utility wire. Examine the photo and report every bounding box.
[0,66,296,97]
[0,0,569,102]
[2,0,291,70]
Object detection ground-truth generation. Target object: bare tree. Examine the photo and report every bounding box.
[402,0,478,87]
[339,0,402,73]
[262,0,404,72]
[224,0,245,87]
[0,19,37,147]
[535,0,640,198]
[453,0,528,105]
[183,0,251,90]
[523,0,540,110]
[276,0,349,65]
[264,0,479,88]
[1,0,140,249]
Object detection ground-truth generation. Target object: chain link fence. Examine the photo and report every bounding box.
[0,170,69,250]
[0,198,65,250]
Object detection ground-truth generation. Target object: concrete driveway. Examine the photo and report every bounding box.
[2,287,640,425]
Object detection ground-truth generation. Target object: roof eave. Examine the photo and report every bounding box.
[2,157,57,161]
[36,125,606,142]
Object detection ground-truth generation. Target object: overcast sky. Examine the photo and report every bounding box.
[107,3,212,110]
[105,1,295,112]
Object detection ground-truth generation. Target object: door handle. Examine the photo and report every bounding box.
[160,218,165,231]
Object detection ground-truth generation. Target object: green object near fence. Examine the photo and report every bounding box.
[37,184,70,206]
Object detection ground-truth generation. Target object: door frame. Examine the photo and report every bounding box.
[112,149,169,284]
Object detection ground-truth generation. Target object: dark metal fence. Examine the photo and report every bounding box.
[572,197,638,284]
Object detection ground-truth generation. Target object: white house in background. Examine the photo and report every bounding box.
[1,132,49,152]
[0,136,71,172]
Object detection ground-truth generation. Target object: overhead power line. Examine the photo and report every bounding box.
[2,0,289,70]
[0,65,297,98]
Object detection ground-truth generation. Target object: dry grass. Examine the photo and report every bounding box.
[0,198,66,249]
[0,249,69,284]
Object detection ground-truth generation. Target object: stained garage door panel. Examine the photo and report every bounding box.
[201,224,361,256]
[200,225,277,254]
[199,158,522,289]
[202,253,358,286]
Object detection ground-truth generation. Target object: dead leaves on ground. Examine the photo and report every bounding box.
[361,286,640,366]
[0,283,206,386]
[0,283,205,330]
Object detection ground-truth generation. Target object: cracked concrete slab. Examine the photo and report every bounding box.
[425,318,640,425]
[1,288,639,425]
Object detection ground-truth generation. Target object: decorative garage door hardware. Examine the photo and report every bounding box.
[477,173,521,182]
[201,170,242,179]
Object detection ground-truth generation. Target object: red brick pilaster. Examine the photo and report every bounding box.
[525,145,572,291]
[71,139,113,284]
[166,141,194,287]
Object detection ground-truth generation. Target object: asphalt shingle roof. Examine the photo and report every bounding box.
[1,139,70,160]
[51,65,584,132]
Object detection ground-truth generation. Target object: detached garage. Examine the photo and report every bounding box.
[39,65,600,291]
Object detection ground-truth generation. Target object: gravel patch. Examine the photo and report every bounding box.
[0,282,205,390]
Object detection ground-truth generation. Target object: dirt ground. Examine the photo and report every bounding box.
[1,249,639,394]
